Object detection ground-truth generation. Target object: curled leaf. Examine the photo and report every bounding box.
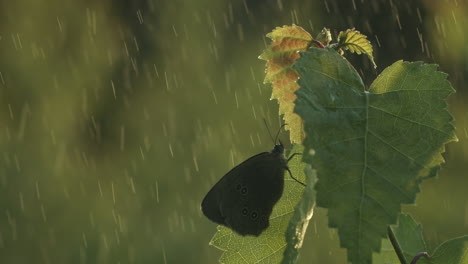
[281,165,316,264]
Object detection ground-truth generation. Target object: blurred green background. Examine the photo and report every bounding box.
[0,0,467,263]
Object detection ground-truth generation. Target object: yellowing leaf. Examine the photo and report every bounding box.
[337,28,377,68]
[259,25,313,143]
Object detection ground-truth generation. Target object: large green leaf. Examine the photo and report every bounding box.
[293,47,457,264]
[281,165,316,264]
[209,144,306,263]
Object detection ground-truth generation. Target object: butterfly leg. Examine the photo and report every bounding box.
[287,153,303,162]
[286,167,306,186]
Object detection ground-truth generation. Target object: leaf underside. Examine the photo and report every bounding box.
[293,48,457,264]
[259,25,313,143]
[209,145,306,263]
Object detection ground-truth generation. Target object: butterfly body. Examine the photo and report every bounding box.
[201,144,287,236]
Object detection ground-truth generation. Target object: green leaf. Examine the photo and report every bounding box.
[209,144,307,263]
[424,236,468,264]
[389,214,427,263]
[281,165,316,264]
[374,214,468,264]
[372,213,426,264]
[337,28,377,68]
[293,48,457,264]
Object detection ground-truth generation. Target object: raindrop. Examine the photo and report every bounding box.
[14,154,20,172]
[102,234,109,249]
[110,80,117,99]
[210,87,218,104]
[193,155,199,172]
[35,181,41,200]
[161,242,167,264]
[374,35,381,47]
[56,17,63,32]
[136,10,144,24]
[133,36,140,52]
[237,23,244,41]
[153,64,160,78]
[168,143,174,157]
[324,0,331,13]
[416,7,422,23]
[41,204,47,222]
[89,212,95,228]
[19,192,24,212]
[155,180,160,203]
[251,105,257,119]
[139,146,145,160]
[230,148,235,167]
[82,233,88,248]
[7,104,14,120]
[130,177,136,193]
[277,0,283,11]
[97,180,103,197]
[249,133,255,147]
[164,71,170,90]
[111,181,116,204]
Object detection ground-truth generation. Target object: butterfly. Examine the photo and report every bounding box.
[201,134,304,236]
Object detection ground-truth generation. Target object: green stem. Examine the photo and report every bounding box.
[312,40,325,49]
[410,252,430,264]
[387,226,407,264]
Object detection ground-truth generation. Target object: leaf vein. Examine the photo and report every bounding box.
[366,165,412,201]
[367,129,428,170]
[369,105,451,137]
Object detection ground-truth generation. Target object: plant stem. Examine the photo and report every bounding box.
[410,252,430,264]
[312,40,325,49]
[387,226,407,264]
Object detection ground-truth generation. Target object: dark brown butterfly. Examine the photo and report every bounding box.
[201,140,303,236]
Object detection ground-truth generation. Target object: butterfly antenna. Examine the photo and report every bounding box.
[263,118,276,144]
[274,123,287,144]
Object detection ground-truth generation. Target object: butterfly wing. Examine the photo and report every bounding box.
[201,152,269,225]
[201,152,287,236]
